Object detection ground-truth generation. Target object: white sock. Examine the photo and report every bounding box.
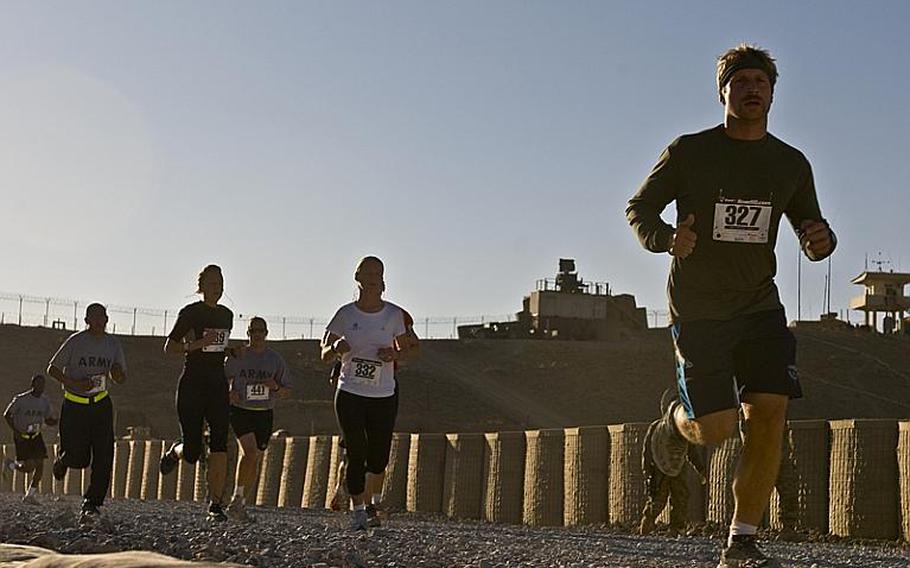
[371,494,381,506]
[728,520,758,546]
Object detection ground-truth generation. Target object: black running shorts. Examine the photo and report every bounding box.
[671,309,801,419]
[14,433,48,461]
[229,406,273,451]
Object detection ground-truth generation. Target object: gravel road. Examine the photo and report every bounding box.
[0,494,907,567]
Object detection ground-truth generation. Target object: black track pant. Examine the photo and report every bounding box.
[334,389,398,496]
[59,396,114,507]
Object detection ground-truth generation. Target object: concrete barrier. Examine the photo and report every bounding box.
[278,436,308,508]
[111,440,130,499]
[257,436,287,507]
[407,433,446,513]
[482,431,525,524]
[141,440,163,501]
[607,422,649,527]
[564,426,609,526]
[523,429,564,527]
[829,419,899,540]
[899,421,910,543]
[706,436,741,526]
[382,432,411,511]
[442,433,485,520]
[302,435,331,508]
[125,440,146,500]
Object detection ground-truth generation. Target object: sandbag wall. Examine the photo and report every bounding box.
[2,419,906,541]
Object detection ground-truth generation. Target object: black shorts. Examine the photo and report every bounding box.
[672,309,801,419]
[230,406,273,451]
[14,433,48,461]
[176,372,230,461]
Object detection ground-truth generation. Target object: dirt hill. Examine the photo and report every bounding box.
[1,323,908,442]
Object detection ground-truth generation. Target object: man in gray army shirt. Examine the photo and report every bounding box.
[47,303,127,523]
[224,316,292,521]
[3,374,58,504]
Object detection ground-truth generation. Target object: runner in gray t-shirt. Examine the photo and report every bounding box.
[225,316,292,521]
[3,374,58,504]
[46,303,127,523]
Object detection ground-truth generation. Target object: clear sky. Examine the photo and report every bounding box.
[1,1,907,329]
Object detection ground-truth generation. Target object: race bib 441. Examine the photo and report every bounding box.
[712,198,772,244]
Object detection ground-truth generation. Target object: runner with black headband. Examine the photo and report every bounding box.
[626,44,835,568]
[159,264,236,522]
[321,256,419,530]
[46,303,127,523]
[224,316,292,522]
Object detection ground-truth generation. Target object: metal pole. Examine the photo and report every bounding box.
[424,317,429,338]
[132,308,137,335]
[73,301,78,331]
[309,318,314,339]
[164,310,168,335]
[282,317,286,340]
[44,298,50,327]
[18,296,23,326]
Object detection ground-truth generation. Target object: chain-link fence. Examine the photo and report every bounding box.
[0,292,523,340]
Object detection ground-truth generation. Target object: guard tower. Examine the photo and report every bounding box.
[850,270,910,333]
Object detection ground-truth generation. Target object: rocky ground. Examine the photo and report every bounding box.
[0,494,907,567]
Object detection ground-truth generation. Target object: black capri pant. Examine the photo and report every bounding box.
[334,388,398,496]
[176,372,229,463]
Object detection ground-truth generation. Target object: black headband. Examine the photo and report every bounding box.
[718,53,774,92]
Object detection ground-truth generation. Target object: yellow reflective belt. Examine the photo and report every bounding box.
[64,390,109,405]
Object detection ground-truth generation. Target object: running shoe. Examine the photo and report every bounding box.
[159,444,179,476]
[207,502,228,523]
[79,501,100,525]
[349,508,369,531]
[52,457,67,481]
[717,535,782,568]
[366,504,381,528]
[650,389,689,476]
[226,498,252,522]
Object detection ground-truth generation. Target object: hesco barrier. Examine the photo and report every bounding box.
[2,419,906,542]
[707,436,741,526]
[564,426,609,526]
[302,435,331,509]
[523,429,564,527]
[899,421,910,543]
[257,435,287,507]
[141,440,163,501]
[407,433,446,513]
[324,435,344,509]
[829,419,899,540]
[442,433,485,520]
[111,440,130,499]
[278,436,308,508]
[382,432,411,511]
[482,431,525,524]
[607,422,649,527]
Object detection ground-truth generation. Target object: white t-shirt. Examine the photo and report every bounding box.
[326,301,411,398]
